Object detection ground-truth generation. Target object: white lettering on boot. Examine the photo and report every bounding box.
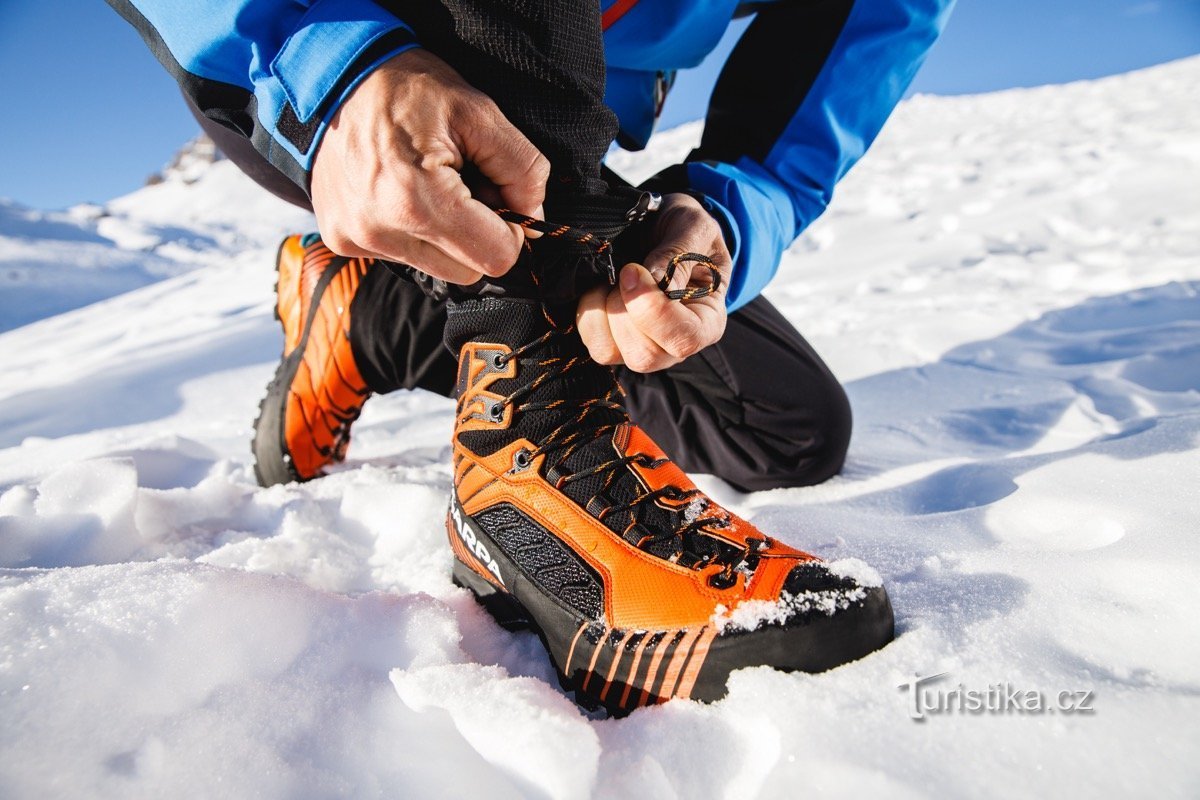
[450,500,505,586]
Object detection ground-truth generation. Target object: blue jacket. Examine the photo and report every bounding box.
[108,0,954,311]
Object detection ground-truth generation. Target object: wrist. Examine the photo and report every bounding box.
[267,4,420,192]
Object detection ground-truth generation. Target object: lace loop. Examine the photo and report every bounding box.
[493,208,721,301]
[658,252,722,301]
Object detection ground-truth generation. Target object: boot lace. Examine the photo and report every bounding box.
[477,209,761,586]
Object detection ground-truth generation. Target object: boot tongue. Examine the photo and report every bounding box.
[443,296,614,407]
[528,187,654,304]
[543,185,649,242]
[445,295,622,453]
[443,295,545,351]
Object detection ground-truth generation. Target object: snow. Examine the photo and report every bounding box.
[2,58,1199,797]
[0,136,312,334]
[710,563,881,633]
[826,558,882,588]
[712,585,871,633]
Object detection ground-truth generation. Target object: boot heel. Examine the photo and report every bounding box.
[451,559,533,631]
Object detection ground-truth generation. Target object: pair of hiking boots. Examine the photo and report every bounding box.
[251,205,892,715]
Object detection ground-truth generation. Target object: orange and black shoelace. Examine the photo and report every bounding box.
[494,208,722,300]
[484,325,762,586]
[483,208,758,586]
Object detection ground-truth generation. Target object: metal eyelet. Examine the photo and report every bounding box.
[488,402,505,421]
[490,352,507,370]
[707,570,737,590]
[512,448,533,471]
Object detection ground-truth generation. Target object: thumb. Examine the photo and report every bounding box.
[619,260,712,359]
[619,262,665,311]
[459,103,549,217]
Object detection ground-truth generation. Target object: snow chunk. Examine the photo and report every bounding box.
[0,458,141,567]
[827,557,883,587]
[392,663,601,800]
[711,572,870,632]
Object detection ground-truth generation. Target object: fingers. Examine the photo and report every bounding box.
[642,248,696,294]
[318,156,523,281]
[642,199,731,280]
[310,47,550,286]
[576,286,622,365]
[419,166,526,277]
[578,269,700,373]
[608,264,679,373]
[319,191,520,283]
[618,262,724,364]
[398,237,490,286]
[321,226,485,286]
[576,191,734,373]
[457,96,550,219]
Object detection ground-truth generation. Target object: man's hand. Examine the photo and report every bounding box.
[576,193,731,373]
[311,48,549,285]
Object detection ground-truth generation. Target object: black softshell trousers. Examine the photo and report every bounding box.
[193,0,852,490]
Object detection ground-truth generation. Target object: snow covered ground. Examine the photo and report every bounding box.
[2,58,1198,798]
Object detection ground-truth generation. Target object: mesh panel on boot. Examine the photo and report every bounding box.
[474,503,603,618]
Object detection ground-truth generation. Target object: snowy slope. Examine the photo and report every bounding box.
[2,59,1199,799]
[0,136,313,334]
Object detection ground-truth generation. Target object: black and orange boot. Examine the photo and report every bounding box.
[252,234,374,486]
[444,289,894,715]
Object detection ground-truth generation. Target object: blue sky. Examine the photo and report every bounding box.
[1,0,1197,210]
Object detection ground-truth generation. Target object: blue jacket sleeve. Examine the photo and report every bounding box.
[107,0,419,194]
[646,0,955,312]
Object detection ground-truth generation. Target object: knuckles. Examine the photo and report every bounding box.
[654,195,731,263]
[475,244,519,277]
[661,328,703,359]
[585,337,623,366]
[351,225,389,258]
[622,344,667,374]
[471,227,522,276]
[320,229,354,256]
[524,148,551,186]
[315,215,363,257]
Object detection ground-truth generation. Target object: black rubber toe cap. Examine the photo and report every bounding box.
[687,564,895,703]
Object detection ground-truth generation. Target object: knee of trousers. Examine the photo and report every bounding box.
[723,377,852,493]
[620,366,852,493]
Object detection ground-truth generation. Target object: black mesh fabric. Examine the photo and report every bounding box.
[474,503,604,618]
[380,0,617,204]
[445,295,622,459]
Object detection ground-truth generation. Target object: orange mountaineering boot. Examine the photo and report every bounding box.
[444,290,894,715]
[252,234,374,486]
